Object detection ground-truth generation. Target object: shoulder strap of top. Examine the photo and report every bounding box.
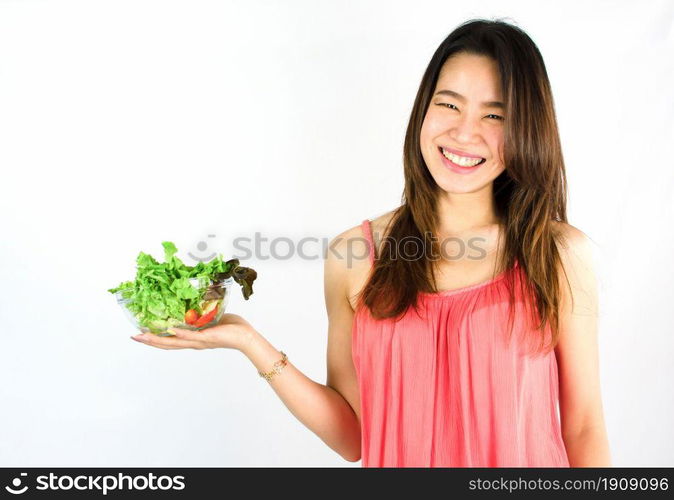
[361,219,376,264]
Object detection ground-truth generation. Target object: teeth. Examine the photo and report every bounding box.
[441,148,483,167]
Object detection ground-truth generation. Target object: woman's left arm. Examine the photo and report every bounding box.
[554,223,612,467]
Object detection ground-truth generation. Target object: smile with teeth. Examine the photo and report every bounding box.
[440,147,485,167]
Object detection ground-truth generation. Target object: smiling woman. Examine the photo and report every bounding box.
[351,17,611,467]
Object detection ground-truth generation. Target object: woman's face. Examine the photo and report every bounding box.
[420,52,506,194]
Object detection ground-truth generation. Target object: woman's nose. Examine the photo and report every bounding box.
[449,117,481,142]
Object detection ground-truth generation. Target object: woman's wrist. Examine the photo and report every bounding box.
[238,327,263,357]
[239,328,285,378]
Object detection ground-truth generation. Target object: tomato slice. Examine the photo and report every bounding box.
[194,306,218,327]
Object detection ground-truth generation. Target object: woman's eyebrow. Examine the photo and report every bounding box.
[434,89,504,109]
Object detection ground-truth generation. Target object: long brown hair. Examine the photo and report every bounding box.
[357,18,571,354]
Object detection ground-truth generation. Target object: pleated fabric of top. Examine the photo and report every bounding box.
[351,219,570,467]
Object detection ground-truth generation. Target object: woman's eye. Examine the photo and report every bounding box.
[436,103,504,121]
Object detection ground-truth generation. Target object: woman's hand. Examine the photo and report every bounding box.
[130,313,255,351]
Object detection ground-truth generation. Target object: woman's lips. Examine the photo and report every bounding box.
[438,147,486,174]
[439,145,484,159]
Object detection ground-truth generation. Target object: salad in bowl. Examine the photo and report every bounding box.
[108,241,257,336]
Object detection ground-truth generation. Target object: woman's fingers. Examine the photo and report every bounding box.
[131,329,207,350]
[167,327,210,342]
[168,327,219,348]
[129,323,242,350]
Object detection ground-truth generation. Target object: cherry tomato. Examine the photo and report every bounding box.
[184,309,199,325]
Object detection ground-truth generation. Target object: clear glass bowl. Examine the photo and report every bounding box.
[115,277,234,336]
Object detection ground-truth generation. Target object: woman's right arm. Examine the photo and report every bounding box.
[239,232,362,462]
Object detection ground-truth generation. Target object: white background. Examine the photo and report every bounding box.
[1,0,672,467]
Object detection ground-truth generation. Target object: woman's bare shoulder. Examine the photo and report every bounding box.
[326,208,399,309]
[329,208,399,253]
[550,220,600,308]
[551,220,595,252]
[326,220,372,273]
[371,209,396,226]
[369,208,399,247]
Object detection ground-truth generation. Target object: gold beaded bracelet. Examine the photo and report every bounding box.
[258,351,288,382]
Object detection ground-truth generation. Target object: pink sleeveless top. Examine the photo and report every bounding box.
[352,219,569,467]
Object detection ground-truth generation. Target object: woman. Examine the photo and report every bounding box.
[131,18,611,467]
